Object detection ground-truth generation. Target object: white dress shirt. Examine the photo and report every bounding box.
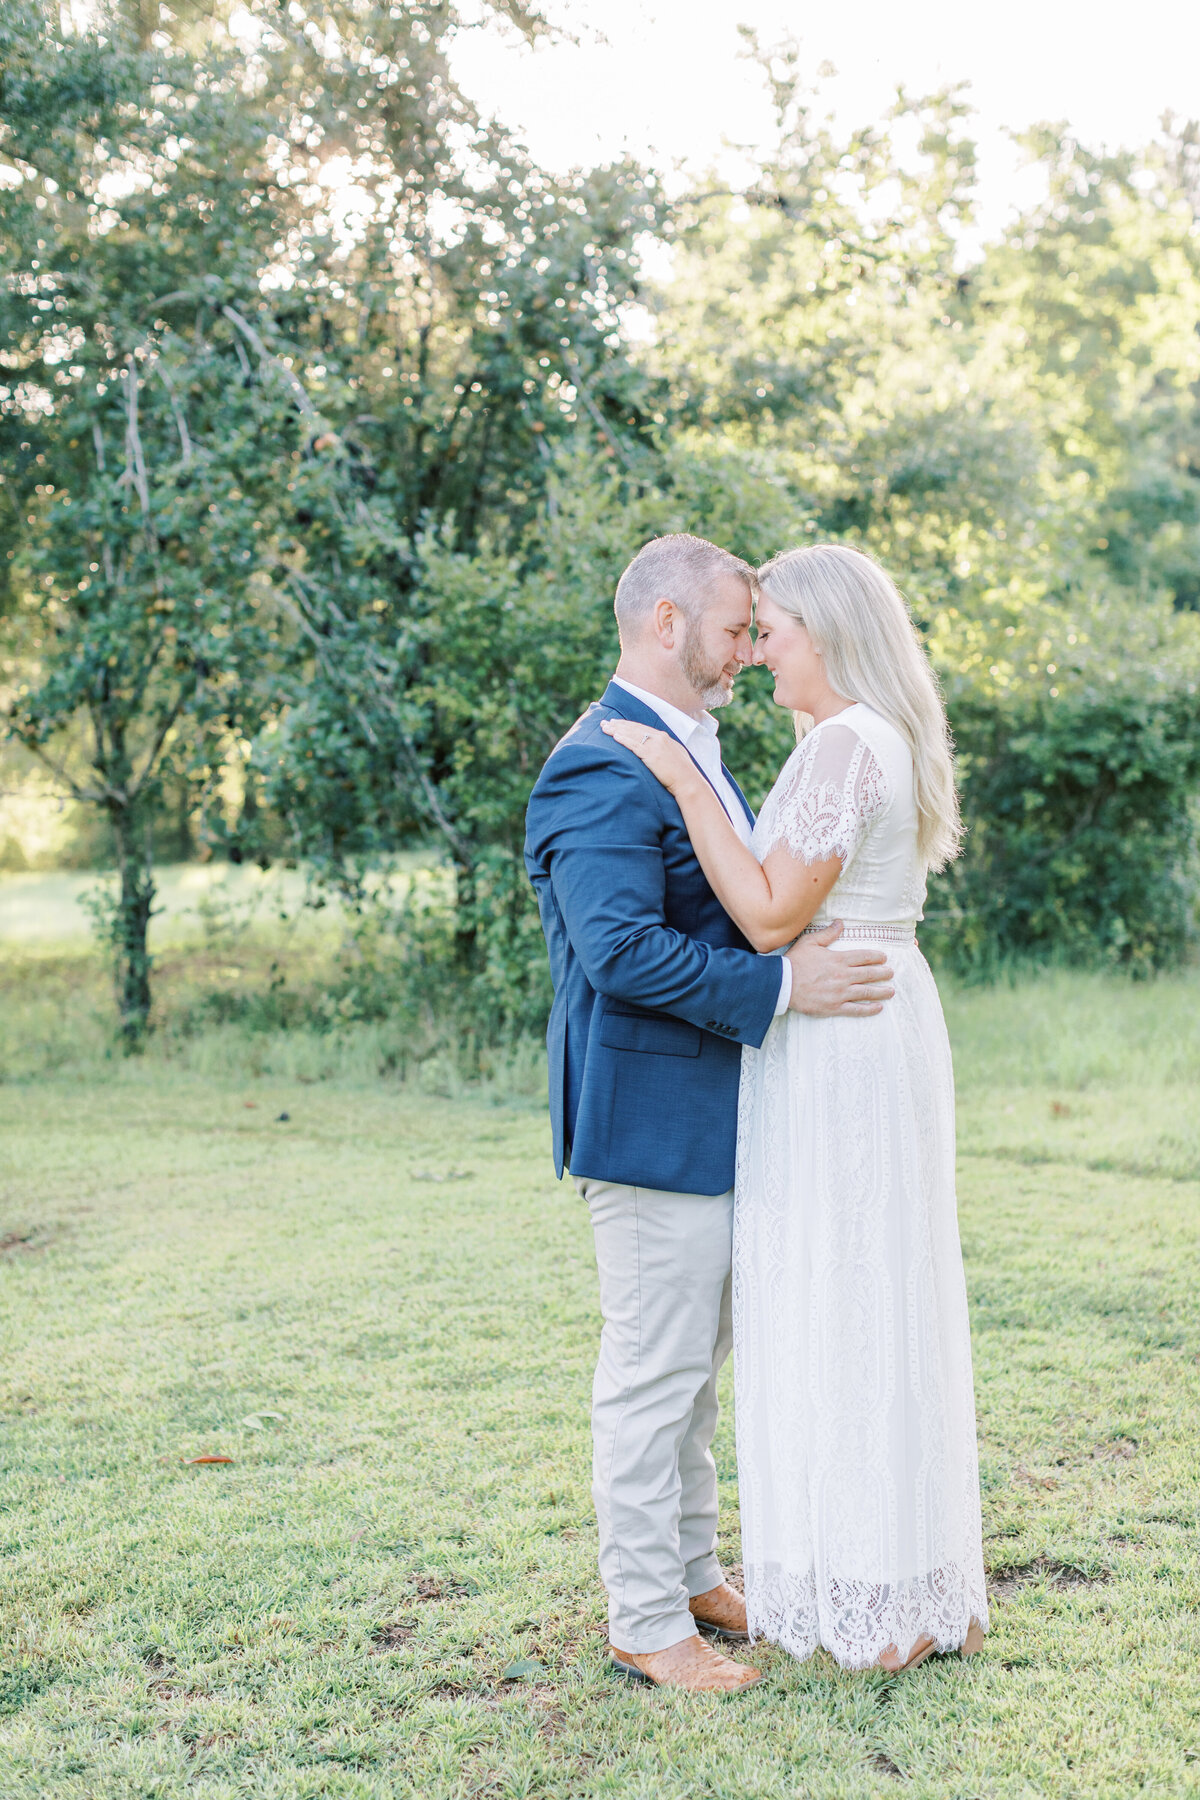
[612,678,792,1015]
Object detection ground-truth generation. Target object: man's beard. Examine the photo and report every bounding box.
[680,615,733,710]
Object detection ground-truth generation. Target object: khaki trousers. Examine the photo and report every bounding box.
[575,1176,735,1653]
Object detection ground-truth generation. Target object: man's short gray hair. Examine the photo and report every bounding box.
[614,534,756,641]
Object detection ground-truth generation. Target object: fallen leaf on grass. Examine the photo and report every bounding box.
[501,1658,545,1682]
[184,1455,233,1465]
[412,1169,475,1183]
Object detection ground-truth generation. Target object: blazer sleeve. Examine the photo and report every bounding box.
[529,738,780,1049]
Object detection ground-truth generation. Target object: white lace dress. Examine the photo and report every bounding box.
[734,702,988,1668]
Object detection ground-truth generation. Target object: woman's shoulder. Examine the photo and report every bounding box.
[799,704,894,762]
[782,707,904,824]
[826,702,910,765]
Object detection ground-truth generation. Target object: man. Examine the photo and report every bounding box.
[524,534,895,1694]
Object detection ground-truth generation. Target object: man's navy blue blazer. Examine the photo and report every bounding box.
[524,680,781,1196]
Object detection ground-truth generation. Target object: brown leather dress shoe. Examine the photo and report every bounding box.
[688,1581,749,1642]
[610,1634,762,1694]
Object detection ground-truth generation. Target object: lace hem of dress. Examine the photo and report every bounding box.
[745,1563,990,1671]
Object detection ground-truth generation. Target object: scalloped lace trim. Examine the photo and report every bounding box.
[746,1563,990,1670]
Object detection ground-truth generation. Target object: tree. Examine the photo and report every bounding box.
[2,0,636,1038]
[237,3,665,964]
[974,125,1200,612]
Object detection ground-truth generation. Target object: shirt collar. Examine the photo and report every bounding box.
[612,677,719,748]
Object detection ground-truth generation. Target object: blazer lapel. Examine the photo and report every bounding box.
[722,764,756,830]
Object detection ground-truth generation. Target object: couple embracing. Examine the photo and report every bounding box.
[524,534,988,1693]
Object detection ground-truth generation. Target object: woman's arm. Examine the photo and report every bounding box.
[600,720,842,952]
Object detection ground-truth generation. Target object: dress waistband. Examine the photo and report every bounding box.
[799,920,917,943]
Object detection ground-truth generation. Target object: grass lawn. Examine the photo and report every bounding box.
[2,954,1200,1797]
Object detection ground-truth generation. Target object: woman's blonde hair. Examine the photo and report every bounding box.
[757,543,961,871]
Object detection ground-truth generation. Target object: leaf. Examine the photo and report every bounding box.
[257,1410,285,1420]
[501,1658,544,1682]
[185,1455,233,1465]
[240,1415,263,1429]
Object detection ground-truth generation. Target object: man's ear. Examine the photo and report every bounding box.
[652,595,678,648]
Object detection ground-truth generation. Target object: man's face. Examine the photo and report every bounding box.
[679,573,755,710]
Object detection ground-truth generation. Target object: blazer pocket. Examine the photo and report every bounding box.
[599,1007,703,1058]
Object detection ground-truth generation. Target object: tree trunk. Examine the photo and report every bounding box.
[109,803,156,1049]
[453,854,479,975]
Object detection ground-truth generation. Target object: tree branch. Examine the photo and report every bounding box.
[128,694,188,800]
[6,733,114,804]
[123,355,152,520]
[265,569,474,869]
[152,358,193,465]
[221,306,319,420]
[559,349,636,469]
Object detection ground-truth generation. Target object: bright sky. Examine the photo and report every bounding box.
[452,0,1200,246]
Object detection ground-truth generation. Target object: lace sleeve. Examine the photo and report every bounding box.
[758,721,888,868]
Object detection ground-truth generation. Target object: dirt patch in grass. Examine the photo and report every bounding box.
[0,1228,44,1256]
[409,1573,476,1602]
[867,1749,906,1780]
[1092,1437,1138,1461]
[989,1558,1111,1600]
[371,1618,418,1650]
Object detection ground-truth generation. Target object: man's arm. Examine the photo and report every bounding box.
[530,740,781,1048]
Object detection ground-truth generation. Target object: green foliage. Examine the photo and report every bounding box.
[935,681,1200,973]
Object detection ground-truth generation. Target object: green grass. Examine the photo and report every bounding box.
[0,861,313,948]
[2,910,1200,1796]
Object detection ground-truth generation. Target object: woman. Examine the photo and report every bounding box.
[602,543,988,1673]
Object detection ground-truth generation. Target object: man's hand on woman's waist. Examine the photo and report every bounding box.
[785,920,895,1018]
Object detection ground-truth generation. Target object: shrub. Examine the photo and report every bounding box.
[928,679,1200,974]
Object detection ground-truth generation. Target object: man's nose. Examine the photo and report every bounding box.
[734,631,754,665]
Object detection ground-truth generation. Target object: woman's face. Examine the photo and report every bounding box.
[751,590,828,712]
